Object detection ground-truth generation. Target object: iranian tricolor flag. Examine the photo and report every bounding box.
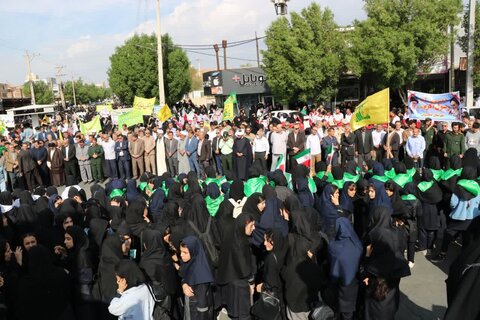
[293,148,311,168]
[326,145,335,164]
[275,154,286,172]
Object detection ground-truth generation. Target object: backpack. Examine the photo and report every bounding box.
[229,197,247,218]
[187,217,219,267]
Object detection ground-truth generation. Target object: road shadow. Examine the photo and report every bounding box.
[424,236,463,275]
[396,291,446,320]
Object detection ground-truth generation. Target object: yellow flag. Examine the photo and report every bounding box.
[157,104,173,122]
[223,92,236,121]
[79,115,103,135]
[350,88,390,131]
[133,96,156,115]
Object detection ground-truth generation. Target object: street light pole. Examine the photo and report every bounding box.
[156,0,166,106]
[271,0,290,16]
[466,0,476,113]
[72,77,77,106]
[24,51,37,105]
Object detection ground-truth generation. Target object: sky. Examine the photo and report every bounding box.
[0,0,366,86]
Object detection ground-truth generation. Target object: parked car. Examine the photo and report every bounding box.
[260,110,311,129]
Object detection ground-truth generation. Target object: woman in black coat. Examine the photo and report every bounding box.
[15,245,75,320]
[282,209,322,320]
[56,225,95,320]
[179,235,215,320]
[217,213,256,320]
[362,206,410,320]
[139,229,178,318]
[258,228,288,319]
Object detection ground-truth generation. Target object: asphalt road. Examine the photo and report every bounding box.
[65,181,453,320]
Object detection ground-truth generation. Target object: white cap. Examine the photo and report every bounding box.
[235,129,245,137]
[180,130,188,136]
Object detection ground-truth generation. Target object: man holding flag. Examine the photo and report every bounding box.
[322,128,339,166]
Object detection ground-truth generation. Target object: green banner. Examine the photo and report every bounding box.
[118,110,144,128]
[79,115,102,134]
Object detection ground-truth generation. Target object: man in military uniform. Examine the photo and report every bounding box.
[444,122,465,168]
[88,137,104,183]
[421,117,436,162]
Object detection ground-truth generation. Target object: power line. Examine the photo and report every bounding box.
[175,36,265,49]
[184,49,259,63]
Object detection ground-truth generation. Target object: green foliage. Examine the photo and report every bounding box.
[22,81,54,104]
[63,79,112,104]
[262,3,348,103]
[458,1,480,89]
[108,34,191,105]
[189,66,203,91]
[351,0,462,96]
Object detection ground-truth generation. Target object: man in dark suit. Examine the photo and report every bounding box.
[164,131,179,176]
[30,140,49,186]
[287,123,306,172]
[383,126,401,160]
[18,142,43,191]
[62,139,78,182]
[211,129,223,176]
[197,131,212,179]
[115,135,131,179]
[355,126,374,168]
[35,125,48,142]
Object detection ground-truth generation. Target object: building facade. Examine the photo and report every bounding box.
[203,67,273,109]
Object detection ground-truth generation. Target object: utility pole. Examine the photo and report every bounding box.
[222,40,228,70]
[71,77,77,106]
[255,32,260,67]
[466,0,476,113]
[213,44,220,71]
[449,25,455,92]
[156,0,166,106]
[55,65,67,109]
[24,51,38,105]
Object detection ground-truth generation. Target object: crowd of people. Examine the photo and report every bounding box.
[0,101,478,320]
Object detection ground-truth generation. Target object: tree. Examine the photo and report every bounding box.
[189,66,203,91]
[108,34,191,105]
[458,0,480,89]
[22,81,54,104]
[63,80,112,105]
[351,0,463,103]
[262,3,348,103]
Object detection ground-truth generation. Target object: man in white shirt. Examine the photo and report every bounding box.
[344,108,353,124]
[306,126,321,175]
[270,124,288,171]
[252,128,270,172]
[406,128,426,169]
[333,108,344,125]
[207,121,217,142]
[99,133,118,179]
[372,124,386,161]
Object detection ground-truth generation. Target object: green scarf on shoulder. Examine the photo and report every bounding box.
[244,176,267,197]
[457,179,480,197]
[417,181,434,192]
[441,168,462,181]
[392,173,412,188]
[109,188,126,199]
[430,169,444,181]
[371,175,390,183]
[343,172,360,183]
[384,168,396,180]
[401,194,417,201]
[205,195,225,217]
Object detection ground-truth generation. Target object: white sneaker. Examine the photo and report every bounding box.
[408,261,415,268]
